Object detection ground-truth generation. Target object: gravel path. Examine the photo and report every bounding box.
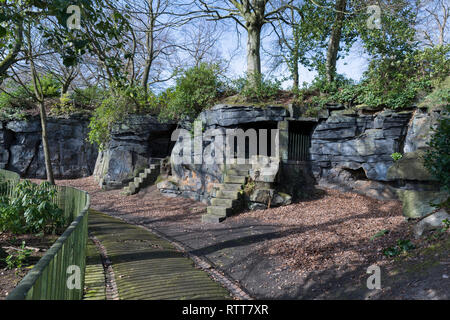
[44,176,425,299]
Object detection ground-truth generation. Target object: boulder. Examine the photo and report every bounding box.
[414,209,450,238]
[396,189,448,219]
[387,150,436,182]
[272,192,292,207]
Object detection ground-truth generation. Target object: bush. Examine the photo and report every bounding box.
[232,73,282,102]
[72,86,107,107]
[39,73,61,98]
[424,104,450,193]
[87,83,163,149]
[0,180,65,235]
[0,83,34,110]
[161,63,224,121]
[296,46,449,111]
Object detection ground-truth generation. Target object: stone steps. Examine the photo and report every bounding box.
[216,190,240,200]
[202,165,250,224]
[224,175,246,184]
[122,164,160,196]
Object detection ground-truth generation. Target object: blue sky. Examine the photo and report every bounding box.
[218,25,369,89]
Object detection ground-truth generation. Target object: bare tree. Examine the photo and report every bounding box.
[195,0,294,81]
[416,0,449,47]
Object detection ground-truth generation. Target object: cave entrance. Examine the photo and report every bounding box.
[288,121,315,162]
[230,121,278,160]
[148,125,178,160]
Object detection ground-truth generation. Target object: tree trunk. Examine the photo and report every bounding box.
[326,0,347,83]
[246,24,262,79]
[38,100,55,184]
[27,25,55,185]
[292,61,299,92]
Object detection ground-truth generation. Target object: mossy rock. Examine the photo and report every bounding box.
[387,150,436,182]
[396,189,448,219]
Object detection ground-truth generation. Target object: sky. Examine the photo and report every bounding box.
[217,23,369,90]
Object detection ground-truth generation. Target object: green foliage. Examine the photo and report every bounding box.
[233,73,282,102]
[391,153,403,162]
[4,241,33,270]
[161,63,223,121]
[383,239,416,258]
[0,180,65,235]
[38,73,61,98]
[0,74,61,117]
[419,76,450,109]
[296,45,449,112]
[0,82,34,110]
[72,86,107,107]
[370,229,390,241]
[424,105,450,193]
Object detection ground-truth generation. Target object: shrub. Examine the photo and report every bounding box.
[0,180,65,235]
[0,83,34,110]
[233,73,282,102]
[161,63,223,120]
[72,86,107,107]
[424,104,450,193]
[4,241,33,270]
[39,73,61,98]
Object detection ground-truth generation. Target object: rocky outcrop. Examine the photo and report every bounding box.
[0,115,98,179]
[200,104,287,127]
[404,108,442,153]
[159,105,286,204]
[311,110,413,183]
[93,115,176,190]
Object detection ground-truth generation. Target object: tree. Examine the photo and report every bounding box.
[326,0,347,83]
[2,0,130,183]
[416,0,449,47]
[269,0,332,90]
[0,1,25,84]
[425,104,450,193]
[195,0,293,84]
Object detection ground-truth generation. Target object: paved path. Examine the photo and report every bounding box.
[84,210,231,300]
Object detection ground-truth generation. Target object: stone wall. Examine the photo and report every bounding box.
[0,115,98,179]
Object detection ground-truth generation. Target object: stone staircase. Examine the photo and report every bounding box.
[202,164,251,223]
[122,163,160,196]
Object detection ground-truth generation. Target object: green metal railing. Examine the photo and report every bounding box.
[1,169,91,300]
[0,169,20,198]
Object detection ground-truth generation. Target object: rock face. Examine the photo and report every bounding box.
[93,115,176,189]
[157,105,446,207]
[200,104,287,127]
[311,110,413,183]
[0,115,98,179]
[160,105,286,204]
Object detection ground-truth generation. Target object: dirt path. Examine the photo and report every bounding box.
[49,177,449,299]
